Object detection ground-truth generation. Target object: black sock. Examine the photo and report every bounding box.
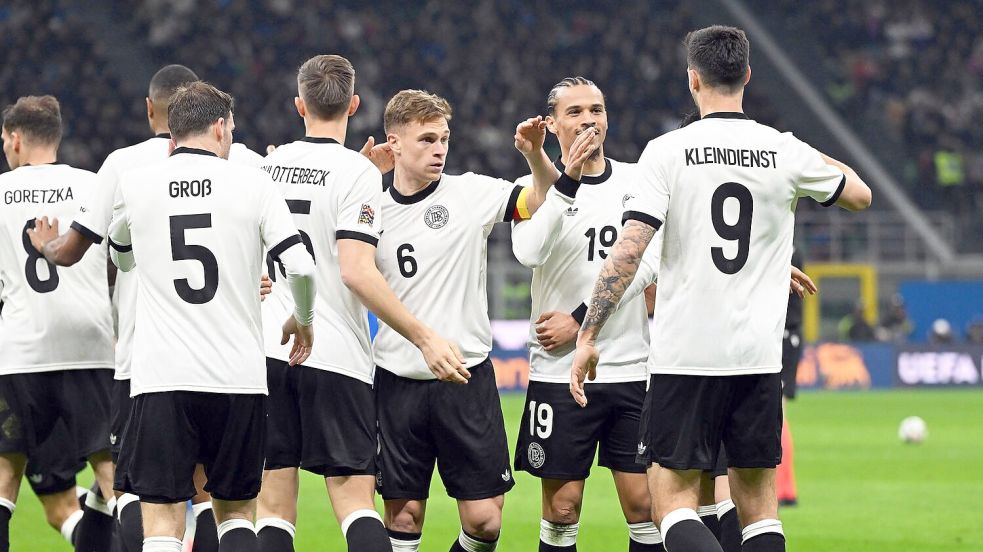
[345,516,390,552]
[629,539,665,552]
[450,530,497,551]
[540,543,576,552]
[664,519,723,552]
[75,501,114,552]
[109,518,123,552]
[192,508,219,552]
[0,504,11,552]
[117,500,142,552]
[257,526,294,552]
[219,528,257,552]
[742,533,785,552]
[699,510,721,541]
[717,509,741,552]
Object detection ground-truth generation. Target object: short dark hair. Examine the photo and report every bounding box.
[149,64,199,105]
[1,95,63,146]
[684,25,750,93]
[546,76,602,115]
[167,82,234,140]
[297,55,355,120]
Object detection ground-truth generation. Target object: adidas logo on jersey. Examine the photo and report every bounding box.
[564,207,579,217]
[29,473,43,484]
[637,442,647,456]
[501,468,511,482]
[109,433,117,445]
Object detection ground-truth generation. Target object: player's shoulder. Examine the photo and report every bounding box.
[229,143,264,167]
[443,171,511,189]
[101,137,169,168]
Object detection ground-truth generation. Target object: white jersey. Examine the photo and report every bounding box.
[0,164,114,375]
[108,147,311,395]
[260,137,383,384]
[373,173,522,380]
[76,136,266,380]
[513,158,659,383]
[627,112,845,376]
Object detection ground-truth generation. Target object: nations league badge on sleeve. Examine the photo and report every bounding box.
[895,345,983,387]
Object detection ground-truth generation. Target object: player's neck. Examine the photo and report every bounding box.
[303,117,347,145]
[149,115,169,136]
[696,92,744,118]
[173,137,221,157]
[392,167,433,197]
[562,148,606,176]
[16,148,57,167]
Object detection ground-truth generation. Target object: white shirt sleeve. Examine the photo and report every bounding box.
[335,166,383,246]
[471,173,523,229]
[72,154,119,244]
[260,183,316,326]
[623,139,670,230]
[510,178,578,268]
[107,184,134,272]
[786,134,846,206]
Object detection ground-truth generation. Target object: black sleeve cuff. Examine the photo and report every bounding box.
[70,221,105,245]
[502,185,523,223]
[820,175,847,207]
[622,211,664,231]
[268,234,303,261]
[571,302,588,325]
[108,238,132,252]
[336,230,379,247]
[553,173,581,199]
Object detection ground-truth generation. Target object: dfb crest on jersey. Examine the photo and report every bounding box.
[358,203,375,225]
[528,442,546,469]
[424,204,450,229]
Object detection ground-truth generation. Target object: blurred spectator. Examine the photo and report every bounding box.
[839,304,876,342]
[966,317,983,344]
[928,318,955,344]
[878,294,913,342]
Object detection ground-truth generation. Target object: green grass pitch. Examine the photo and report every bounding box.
[9,389,983,550]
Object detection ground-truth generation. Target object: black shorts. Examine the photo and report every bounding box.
[114,391,266,503]
[25,419,86,496]
[0,369,112,460]
[265,359,376,477]
[375,358,515,501]
[110,379,134,463]
[515,380,646,480]
[637,373,783,470]
[707,444,728,479]
[781,330,803,400]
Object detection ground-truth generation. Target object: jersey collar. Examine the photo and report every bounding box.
[155,132,171,139]
[701,112,750,120]
[301,136,341,144]
[170,147,218,157]
[389,179,440,205]
[553,157,612,185]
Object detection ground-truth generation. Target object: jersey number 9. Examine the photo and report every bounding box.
[710,182,753,275]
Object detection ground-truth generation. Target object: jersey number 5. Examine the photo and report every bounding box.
[170,214,219,304]
[22,219,59,293]
[710,182,753,274]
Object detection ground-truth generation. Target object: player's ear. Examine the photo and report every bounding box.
[146,98,154,121]
[688,69,701,95]
[294,97,305,118]
[744,66,752,86]
[348,95,360,117]
[545,115,558,135]
[387,132,400,155]
[213,118,225,142]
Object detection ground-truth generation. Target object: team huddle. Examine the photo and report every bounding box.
[0,25,870,552]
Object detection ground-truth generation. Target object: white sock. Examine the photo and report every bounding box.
[255,517,295,539]
[84,490,115,517]
[75,486,88,499]
[216,518,255,540]
[340,509,381,537]
[660,507,701,537]
[117,493,140,521]
[696,505,717,518]
[540,519,579,547]
[389,532,421,552]
[457,529,497,552]
[742,518,784,543]
[191,501,212,520]
[716,499,736,519]
[627,521,663,545]
[142,536,183,552]
[0,497,14,515]
[60,509,84,542]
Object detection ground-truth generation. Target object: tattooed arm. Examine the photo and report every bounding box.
[569,219,657,407]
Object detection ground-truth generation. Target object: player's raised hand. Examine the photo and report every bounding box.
[564,127,599,181]
[259,274,273,302]
[418,330,470,384]
[27,216,60,253]
[514,116,547,156]
[790,265,817,298]
[359,136,395,175]
[535,311,579,351]
[281,316,314,366]
[570,339,599,408]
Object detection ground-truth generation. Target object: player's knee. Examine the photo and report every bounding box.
[385,505,425,534]
[463,515,501,542]
[544,502,580,526]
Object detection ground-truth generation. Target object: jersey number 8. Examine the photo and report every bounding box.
[22,219,59,293]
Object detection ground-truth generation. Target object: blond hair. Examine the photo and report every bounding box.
[384,90,452,133]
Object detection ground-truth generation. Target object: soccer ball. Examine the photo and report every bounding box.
[898,416,927,444]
